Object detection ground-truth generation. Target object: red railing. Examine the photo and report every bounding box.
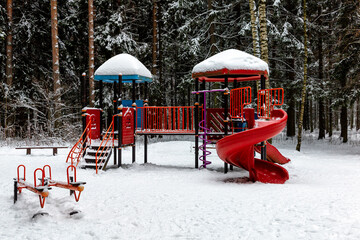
[95,115,115,174]
[230,87,252,119]
[257,88,284,119]
[138,106,196,133]
[66,115,93,167]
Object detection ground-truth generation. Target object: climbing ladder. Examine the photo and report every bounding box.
[192,89,226,168]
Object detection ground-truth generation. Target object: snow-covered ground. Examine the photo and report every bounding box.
[1,138,360,239]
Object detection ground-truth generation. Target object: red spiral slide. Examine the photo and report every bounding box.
[216,109,289,184]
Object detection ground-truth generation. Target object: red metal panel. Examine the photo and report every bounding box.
[243,108,255,129]
[122,108,135,145]
[207,108,225,133]
[85,108,101,139]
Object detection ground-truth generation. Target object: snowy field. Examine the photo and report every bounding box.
[1,137,360,240]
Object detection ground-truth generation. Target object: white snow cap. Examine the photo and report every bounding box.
[95,53,152,78]
[192,49,269,75]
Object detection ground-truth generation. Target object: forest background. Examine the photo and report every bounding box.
[0,0,359,148]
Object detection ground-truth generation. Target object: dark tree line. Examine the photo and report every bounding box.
[0,0,359,143]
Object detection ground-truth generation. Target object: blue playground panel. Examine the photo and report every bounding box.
[94,74,152,83]
[122,100,143,128]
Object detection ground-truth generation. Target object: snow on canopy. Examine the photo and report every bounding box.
[192,49,269,78]
[95,53,152,82]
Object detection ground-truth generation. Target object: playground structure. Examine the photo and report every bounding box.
[14,165,86,208]
[68,49,291,183]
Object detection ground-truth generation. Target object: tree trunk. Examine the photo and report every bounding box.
[248,0,260,93]
[303,96,309,130]
[318,6,325,139]
[258,0,269,89]
[208,0,219,107]
[356,99,360,131]
[208,0,216,55]
[286,58,295,137]
[5,0,14,137]
[350,104,354,130]
[319,98,325,138]
[158,0,163,94]
[152,0,158,76]
[88,0,95,107]
[5,0,13,87]
[296,0,308,152]
[51,0,61,129]
[249,0,259,57]
[340,105,347,142]
[334,109,339,131]
[328,99,333,137]
[287,91,296,137]
[310,98,313,132]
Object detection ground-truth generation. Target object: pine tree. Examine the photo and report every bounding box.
[51,0,61,130]
[259,0,269,89]
[152,0,158,76]
[88,0,95,107]
[296,0,308,151]
[317,5,325,139]
[5,0,14,137]
[332,0,360,143]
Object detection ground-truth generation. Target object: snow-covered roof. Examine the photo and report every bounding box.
[94,53,152,83]
[192,49,269,81]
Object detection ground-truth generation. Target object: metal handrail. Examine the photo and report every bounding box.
[230,87,252,120]
[257,88,284,119]
[138,106,195,132]
[66,115,93,167]
[95,115,115,174]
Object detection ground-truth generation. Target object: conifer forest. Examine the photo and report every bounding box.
[0,0,359,148]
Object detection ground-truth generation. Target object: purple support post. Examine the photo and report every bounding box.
[192,89,226,168]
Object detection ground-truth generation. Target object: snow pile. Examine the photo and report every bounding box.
[95,53,152,78]
[1,140,360,239]
[192,49,269,75]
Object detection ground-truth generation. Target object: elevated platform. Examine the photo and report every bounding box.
[136,130,195,135]
[136,130,227,136]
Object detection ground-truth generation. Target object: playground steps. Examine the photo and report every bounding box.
[81,145,112,171]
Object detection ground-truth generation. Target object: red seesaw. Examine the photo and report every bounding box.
[43,165,86,202]
[14,165,86,208]
[14,165,50,208]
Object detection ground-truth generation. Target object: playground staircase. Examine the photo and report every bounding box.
[81,143,112,171]
[81,115,115,173]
